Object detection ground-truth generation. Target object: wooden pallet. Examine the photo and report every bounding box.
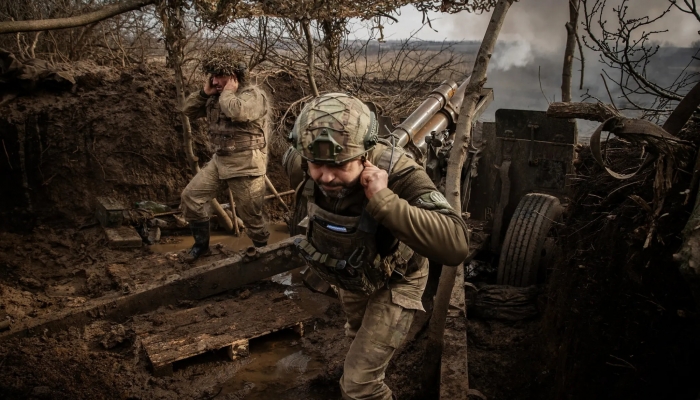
[138,291,311,376]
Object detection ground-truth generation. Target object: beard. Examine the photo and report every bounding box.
[317,177,361,199]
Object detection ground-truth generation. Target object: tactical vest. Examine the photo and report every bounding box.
[206,87,268,156]
[294,141,415,295]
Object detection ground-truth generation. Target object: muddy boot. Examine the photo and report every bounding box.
[185,219,210,261]
[252,240,267,248]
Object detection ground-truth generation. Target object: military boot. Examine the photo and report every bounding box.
[185,219,210,261]
[252,240,267,248]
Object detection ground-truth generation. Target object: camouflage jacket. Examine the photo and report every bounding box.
[289,143,471,308]
[183,85,270,179]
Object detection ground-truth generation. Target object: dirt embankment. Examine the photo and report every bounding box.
[1,63,194,230]
[0,61,300,232]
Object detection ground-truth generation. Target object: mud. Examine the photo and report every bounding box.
[150,223,289,254]
[0,277,332,398]
[218,331,325,399]
[0,225,245,326]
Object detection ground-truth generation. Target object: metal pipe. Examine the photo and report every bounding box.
[392,81,458,147]
[412,76,472,153]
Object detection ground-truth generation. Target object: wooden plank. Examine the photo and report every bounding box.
[440,229,489,399]
[139,291,310,372]
[440,264,469,400]
[1,236,306,341]
[104,226,142,249]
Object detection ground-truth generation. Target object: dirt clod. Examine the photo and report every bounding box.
[19,277,44,289]
[100,324,128,349]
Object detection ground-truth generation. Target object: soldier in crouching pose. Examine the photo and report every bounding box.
[286,92,470,399]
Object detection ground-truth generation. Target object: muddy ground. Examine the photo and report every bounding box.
[1,59,700,399]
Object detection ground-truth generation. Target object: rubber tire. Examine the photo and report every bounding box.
[497,193,563,287]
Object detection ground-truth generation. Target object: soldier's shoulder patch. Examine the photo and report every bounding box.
[416,191,453,214]
[430,191,448,205]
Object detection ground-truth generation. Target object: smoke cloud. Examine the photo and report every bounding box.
[489,41,534,71]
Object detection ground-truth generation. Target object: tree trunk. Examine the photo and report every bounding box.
[561,0,579,102]
[0,0,155,34]
[423,0,515,396]
[302,19,319,97]
[158,0,198,173]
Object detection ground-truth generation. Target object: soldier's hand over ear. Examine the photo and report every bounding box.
[223,76,239,93]
[203,75,217,96]
[360,160,388,199]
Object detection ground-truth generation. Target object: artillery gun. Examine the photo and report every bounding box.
[284,79,577,286]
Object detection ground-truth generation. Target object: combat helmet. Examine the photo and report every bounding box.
[201,48,248,84]
[290,93,378,164]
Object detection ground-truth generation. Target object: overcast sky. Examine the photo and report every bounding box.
[357,0,699,49]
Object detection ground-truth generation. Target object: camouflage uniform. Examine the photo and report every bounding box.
[181,49,270,245]
[286,93,470,400]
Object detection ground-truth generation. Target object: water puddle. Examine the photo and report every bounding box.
[150,222,290,254]
[217,330,324,399]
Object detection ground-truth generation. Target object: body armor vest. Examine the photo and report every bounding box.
[294,141,415,295]
[206,88,267,156]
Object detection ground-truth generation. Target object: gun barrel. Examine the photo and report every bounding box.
[392,81,459,148]
[412,76,471,153]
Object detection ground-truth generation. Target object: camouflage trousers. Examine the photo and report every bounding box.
[338,258,429,400]
[180,157,270,243]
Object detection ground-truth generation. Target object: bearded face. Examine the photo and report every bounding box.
[307,159,364,199]
[317,175,361,199]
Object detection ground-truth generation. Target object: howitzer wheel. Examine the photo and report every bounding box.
[497,193,562,287]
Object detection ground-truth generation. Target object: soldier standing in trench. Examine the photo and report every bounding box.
[180,48,271,260]
[285,93,470,399]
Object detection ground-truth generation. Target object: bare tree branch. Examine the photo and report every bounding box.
[580,0,696,117]
[671,0,700,22]
[562,0,580,102]
[0,0,156,34]
[301,18,319,97]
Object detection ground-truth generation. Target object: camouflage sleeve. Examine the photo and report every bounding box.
[218,86,268,122]
[365,159,470,266]
[282,146,305,190]
[182,91,208,119]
